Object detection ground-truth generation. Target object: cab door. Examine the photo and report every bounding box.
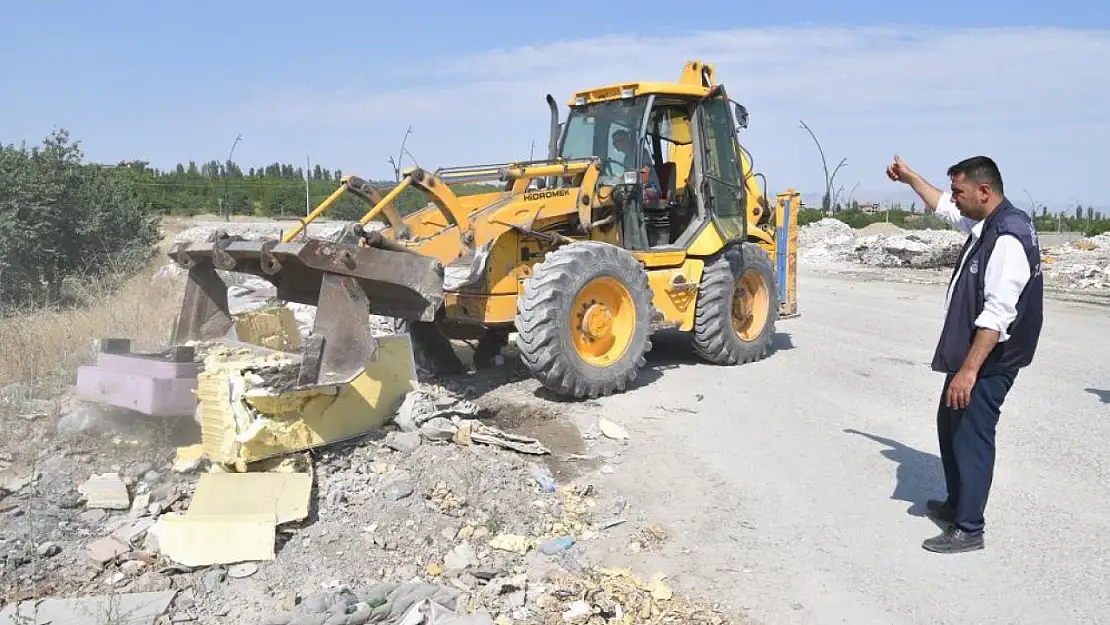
[693,86,748,243]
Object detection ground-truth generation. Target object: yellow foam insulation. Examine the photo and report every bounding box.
[188,472,311,525]
[198,334,418,465]
[234,306,303,352]
[154,512,277,566]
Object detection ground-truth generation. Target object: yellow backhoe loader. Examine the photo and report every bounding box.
[162,60,800,401]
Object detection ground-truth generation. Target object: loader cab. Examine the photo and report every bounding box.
[556,85,750,251]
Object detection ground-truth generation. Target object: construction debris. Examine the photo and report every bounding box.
[152,470,312,567]
[799,218,964,268]
[800,218,1110,292]
[394,388,550,455]
[193,334,418,467]
[0,590,177,625]
[78,472,131,510]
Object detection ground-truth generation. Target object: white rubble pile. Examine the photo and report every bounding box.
[801,218,1110,292]
[1041,233,1110,291]
[799,218,965,268]
[171,221,359,244]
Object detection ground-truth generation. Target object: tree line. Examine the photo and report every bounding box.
[0,128,495,310]
[804,200,1109,236]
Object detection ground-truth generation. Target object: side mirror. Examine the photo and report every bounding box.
[734,102,749,129]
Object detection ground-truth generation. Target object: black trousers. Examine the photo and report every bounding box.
[936,371,1016,534]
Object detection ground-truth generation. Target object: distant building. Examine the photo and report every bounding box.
[859,203,881,214]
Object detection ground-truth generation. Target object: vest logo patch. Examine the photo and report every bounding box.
[969,259,980,274]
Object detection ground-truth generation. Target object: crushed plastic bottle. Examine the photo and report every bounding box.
[539,536,576,555]
[529,467,557,493]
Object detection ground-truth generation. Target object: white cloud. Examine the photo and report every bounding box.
[245,26,1110,208]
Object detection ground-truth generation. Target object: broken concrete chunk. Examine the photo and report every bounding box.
[80,508,109,524]
[79,472,131,510]
[444,542,477,571]
[383,430,422,453]
[0,462,37,494]
[487,534,532,555]
[87,535,128,565]
[598,418,629,440]
[0,590,176,625]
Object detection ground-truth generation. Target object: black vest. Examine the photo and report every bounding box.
[931,199,1043,375]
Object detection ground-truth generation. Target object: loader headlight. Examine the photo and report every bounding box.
[620,87,635,99]
[575,96,587,106]
[622,171,639,185]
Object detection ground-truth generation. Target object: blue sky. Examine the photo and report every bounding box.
[2,0,1107,210]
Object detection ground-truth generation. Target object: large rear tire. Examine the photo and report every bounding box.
[515,241,653,399]
[691,241,778,365]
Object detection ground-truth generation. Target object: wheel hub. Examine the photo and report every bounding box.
[580,303,613,340]
[732,269,769,342]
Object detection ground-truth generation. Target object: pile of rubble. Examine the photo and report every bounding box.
[1041,232,1110,291]
[3,240,740,623]
[1,378,730,624]
[800,218,1110,292]
[799,218,965,269]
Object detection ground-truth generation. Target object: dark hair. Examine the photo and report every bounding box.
[947,156,1004,194]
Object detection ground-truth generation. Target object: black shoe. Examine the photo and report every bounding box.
[925,499,955,522]
[922,525,984,554]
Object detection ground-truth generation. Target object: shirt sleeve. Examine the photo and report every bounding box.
[934,192,976,234]
[975,234,1032,342]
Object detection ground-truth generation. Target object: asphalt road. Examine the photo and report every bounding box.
[581,266,1110,625]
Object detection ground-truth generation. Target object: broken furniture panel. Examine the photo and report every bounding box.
[75,339,202,418]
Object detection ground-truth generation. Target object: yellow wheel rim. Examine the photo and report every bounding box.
[732,269,769,342]
[570,276,636,366]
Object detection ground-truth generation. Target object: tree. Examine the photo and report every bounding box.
[0,128,160,308]
[1076,205,1083,220]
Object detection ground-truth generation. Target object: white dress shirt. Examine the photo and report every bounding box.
[934,192,1032,343]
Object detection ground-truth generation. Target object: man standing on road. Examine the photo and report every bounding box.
[887,154,1043,554]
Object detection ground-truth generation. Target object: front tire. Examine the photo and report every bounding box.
[515,241,653,399]
[691,241,778,365]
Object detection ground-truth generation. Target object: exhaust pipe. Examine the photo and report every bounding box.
[545,94,560,161]
[545,94,560,189]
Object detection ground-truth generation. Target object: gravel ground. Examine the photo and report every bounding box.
[541,266,1109,625]
[3,219,1105,624]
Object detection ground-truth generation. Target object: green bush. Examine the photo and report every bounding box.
[0,129,160,310]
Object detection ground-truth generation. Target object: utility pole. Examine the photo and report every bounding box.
[846,181,860,209]
[798,120,845,214]
[224,134,242,222]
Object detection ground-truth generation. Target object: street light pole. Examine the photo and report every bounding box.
[798,120,831,214]
[224,133,242,222]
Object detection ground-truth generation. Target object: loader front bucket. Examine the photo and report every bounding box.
[167,225,445,389]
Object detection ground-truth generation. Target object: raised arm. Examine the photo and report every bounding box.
[886,154,974,233]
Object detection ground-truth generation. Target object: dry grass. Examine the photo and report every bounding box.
[0,261,185,392]
[0,218,192,394]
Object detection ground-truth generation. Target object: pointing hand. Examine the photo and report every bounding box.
[886,154,913,183]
